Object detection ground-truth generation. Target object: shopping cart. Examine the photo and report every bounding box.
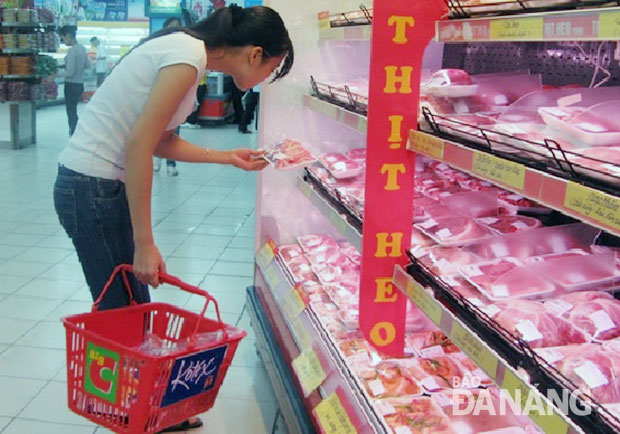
[61,264,246,433]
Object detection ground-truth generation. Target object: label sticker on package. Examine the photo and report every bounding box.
[516,320,544,342]
[575,361,609,389]
[481,304,501,318]
[543,107,569,117]
[544,299,573,317]
[512,221,530,230]
[536,348,564,364]
[602,163,620,175]
[421,376,442,391]
[466,266,483,277]
[395,427,412,434]
[557,93,582,107]
[367,379,386,397]
[467,297,484,307]
[505,194,524,201]
[374,400,397,416]
[590,309,617,335]
[490,243,510,258]
[421,345,446,358]
[419,219,437,230]
[478,217,499,225]
[491,284,509,298]
[436,228,453,239]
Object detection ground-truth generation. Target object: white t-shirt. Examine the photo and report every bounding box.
[59,32,207,181]
[95,45,107,74]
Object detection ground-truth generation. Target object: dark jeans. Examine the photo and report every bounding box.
[96,73,106,87]
[53,166,150,310]
[240,90,259,131]
[64,82,83,136]
[231,82,243,123]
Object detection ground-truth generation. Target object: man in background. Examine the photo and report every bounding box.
[59,25,89,136]
[90,36,107,87]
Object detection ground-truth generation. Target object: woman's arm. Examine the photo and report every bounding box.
[125,63,197,287]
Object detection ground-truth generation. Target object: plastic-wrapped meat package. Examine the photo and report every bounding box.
[265,139,316,169]
[406,330,461,356]
[338,337,379,361]
[277,244,304,264]
[304,245,350,266]
[297,234,339,253]
[400,355,468,391]
[312,262,360,285]
[543,292,620,341]
[442,191,499,219]
[450,352,493,386]
[434,114,496,144]
[498,193,550,214]
[310,300,340,318]
[354,361,424,398]
[286,257,319,285]
[381,396,455,434]
[563,101,620,146]
[487,299,588,348]
[339,241,361,266]
[421,69,479,98]
[324,284,358,309]
[345,147,366,162]
[306,166,332,184]
[406,302,437,333]
[410,227,436,255]
[423,184,466,201]
[414,215,493,247]
[416,178,455,194]
[536,344,620,404]
[538,106,587,126]
[567,146,620,184]
[299,281,324,297]
[318,152,364,179]
[459,177,495,191]
[419,246,481,276]
[337,309,359,330]
[460,257,555,301]
[336,186,364,215]
[420,94,491,116]
[442,274,489,307]
[528,252,619,292]
[433,387,541,434]
[477,215,541,235]
[324,318,362,340]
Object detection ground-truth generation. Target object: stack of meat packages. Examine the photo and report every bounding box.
[419,68,620,184]
[275,234,543,433]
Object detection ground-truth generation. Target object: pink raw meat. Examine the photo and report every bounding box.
[319,153,364,179]
[480,215,541,234]
[491,300,588,348]
[552,295,620,340]
[297,234,339,253]
[305,246,350,266]
[269,139,316,169]
[570,109,620,134]
[345,148,366,161]
[559,347,620,404]
[278,244,304,264]
[465,258,521,287]
[428,69,474,86]
[570,146,620,177]
[419,216,493,245]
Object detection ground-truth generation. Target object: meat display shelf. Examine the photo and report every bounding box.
[408,129,620,237]
[0,22,54,27]
[437,6,620,42]
[318,23,372,41]
[1,48,38,54]
[296,176,363,251]
[254,242,389,433]
[392,263,620,434]
[302,94,367,134]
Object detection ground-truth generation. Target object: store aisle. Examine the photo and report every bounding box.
[0,106,287,434]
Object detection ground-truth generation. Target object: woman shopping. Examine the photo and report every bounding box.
[53,6,293,430]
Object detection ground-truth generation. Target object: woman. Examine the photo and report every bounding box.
[54,6,292,430]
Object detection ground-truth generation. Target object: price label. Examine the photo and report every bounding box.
[489,17,543,40]
[329,210,349,236]
[472,152,526,191]
[283,288,306,321]
[322,102,339,120]
[409,130,445,160]
[599,11,620,39]
[450,321,499,379]
[264,265,280,289]
[256,242,275,269]
[314,392,357,434]
[357,116,367,133]
[318,12,331,31]
[405,279,442,325]
[292,348,327,397]
[564,182,620,232]
[291,317,312,350]
[502,370,569,434]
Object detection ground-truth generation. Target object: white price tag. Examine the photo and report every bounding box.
[575,361,609,389]
[512,221,530,230]
[436,228,453,239]
[590,310,617,336]
[544,299,573,317]
[490,243,510,258]
[395,427,412,434]
[421,376,442,391]
[602,163,620,175]
[481,304,501,318]
[557,93,582,107]
[467,297,484,307]
[368,379,386,397]
[505,194,524,202]
[478,217,499,225]
[374,400,397,416]
[536,348,564,364]
[491,284,509,298]
[289,250,300,258]
[515,320,544,342]
[465,266,483,277]
[418,219,437,230]
[542,107,569,117]
[309,293,323,303]
[421,345,446,358]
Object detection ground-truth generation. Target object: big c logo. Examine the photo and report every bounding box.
[85,342,120,404]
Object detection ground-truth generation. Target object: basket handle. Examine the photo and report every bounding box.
[93,264,226,342]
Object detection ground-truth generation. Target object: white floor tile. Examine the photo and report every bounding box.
[0,346,65,380]
[0,417,11,431]
[0,244,28,261]
[0,377,47,417]
[13,247,73,264]
[13,223,62,236]
[228,236,255,249]
[0,274,31,295]
[192,225,240,236]
[165,257,214,274]
[38,263,86,283]
[220,248,254,263]
[210,261,254,277]
[0,260,52,277]
[193,397,277,434]
[0,317,37,345]
[16,320,66,350]
[169,245,225,260]
[1,233,48,247]
[15,278,83,300]
[0,295,62,320]
[45,300,93,321]
[2,419,96,434]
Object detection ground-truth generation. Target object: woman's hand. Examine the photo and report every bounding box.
[133,242,166,287]
[228,148,268,171]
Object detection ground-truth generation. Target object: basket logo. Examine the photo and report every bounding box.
[161,344,228,407]
[85,342,120,404]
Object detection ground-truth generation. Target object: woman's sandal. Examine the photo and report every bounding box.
[158,417,203,433]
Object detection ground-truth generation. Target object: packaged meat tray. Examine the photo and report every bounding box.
[441,274,489,307]
[566,146,620,186]
[497,193,551,215]
[277,243,304,264]
[421,69,479,98]
[318,152,364,179]
[535,344,620,404]
[354,361,423,398]
[543,291,620,341]
[486,299,588,348]
[265,139,316,169]
[312,262,360,285]
[338,337,380,362]
[400,355,472,391]
[477,215,542,235]
[414,215,493,247]
[286,257,319,285]
[381,396,454,434]
[410,227,436,254]
[339,241,361,265]
[542,101,620,146]
[297,234,339,253]
[304,246,350,266]
[432,114,496,146]
[406,330,460,356]
[345,147,366,162]
[527,252,620,292]
[418,245,481,277]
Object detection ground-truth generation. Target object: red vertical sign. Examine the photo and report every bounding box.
[360,1,447,356]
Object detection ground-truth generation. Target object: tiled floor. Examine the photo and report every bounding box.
[0,106,288,434]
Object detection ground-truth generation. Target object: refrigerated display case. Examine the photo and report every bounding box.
[252,1,620,433]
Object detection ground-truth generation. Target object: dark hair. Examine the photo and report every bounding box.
[118,5,293,81]
[59,25,77,38]
[90,36,98,43]
[163,17,182,28]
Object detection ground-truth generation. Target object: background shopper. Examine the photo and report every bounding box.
[90,36,107,87]
[59,25,89,136]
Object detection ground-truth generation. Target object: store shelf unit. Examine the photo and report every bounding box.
[1,22,55,28]
[392,260,620,434]
[437,5,620,42]
[302,94,367,134]
[254,244,390,433]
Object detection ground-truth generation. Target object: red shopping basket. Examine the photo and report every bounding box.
[61,264,246,433]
